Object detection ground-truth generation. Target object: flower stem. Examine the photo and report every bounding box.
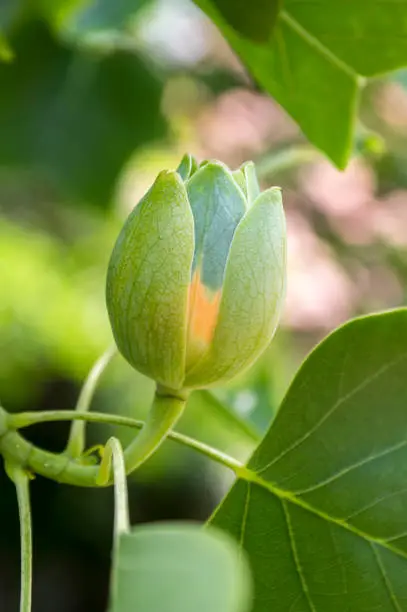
[8,409,143,430]
[123,391,186,473]
[97,438,130,550]
[66,346,116,458]
[99,437,130,610]
[7,463,32,612]
[0,404,243,486]
[256,145,319,179]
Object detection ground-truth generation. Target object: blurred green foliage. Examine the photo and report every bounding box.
[0,212,111,403]
[0,2,165,207]
[42,0,149,39]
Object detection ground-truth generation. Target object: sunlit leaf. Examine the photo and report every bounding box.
[195,0,407,168]
[210,0,280,42]
[211,309,407,610]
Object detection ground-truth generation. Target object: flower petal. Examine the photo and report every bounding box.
[106,170,194,390]
[232,161,260,206]
[184,186,286,388]
[185,162,247,366]
[187,161,247,292]
[176,153,198,181]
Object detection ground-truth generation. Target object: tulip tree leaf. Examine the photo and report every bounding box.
[195,0,407,168]
[0,20,165,207]
[283,1,407,78]
[210,0,280,42]
[111,523,252,612]
[211,309,407,611]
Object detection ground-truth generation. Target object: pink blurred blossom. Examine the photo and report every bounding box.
[300,159,377,245]
[375,83,407,131]
[371,190,407,246]
[283,212,355,330]
[198,89,296,164]
[354,265,403,310]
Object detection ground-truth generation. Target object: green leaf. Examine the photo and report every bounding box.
[111,523,252,612]
[210,0,280,42]
[0,21,166,206]
[211,309,407,610]
[195,0,407,168]
[285,0,407,77]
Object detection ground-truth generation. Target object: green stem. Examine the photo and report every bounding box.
[124,392,186,473]
[7,464,32,612]
[0,404,243,487]
[123,391,186,473]
[3,389,186,484]
[66,346,116,458]
[97,437,130,552]
[256,145,319,179]
[9,410,146,430]
[99,437,130,611]
[12,391,260,444]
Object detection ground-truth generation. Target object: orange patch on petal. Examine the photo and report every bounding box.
[188,270,221,346]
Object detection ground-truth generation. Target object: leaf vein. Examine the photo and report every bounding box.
[256,351,407,475]
[370,543,402,611]
[239,482,251,553]
[292,439,407,496]
[237,469,407,562]
[282,500,316,612]
[280,10,358,78]
[385,529,407,543]
[345,484,407,522]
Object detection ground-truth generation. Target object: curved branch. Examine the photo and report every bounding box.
[0,406,243,487]
[66,346,116,458]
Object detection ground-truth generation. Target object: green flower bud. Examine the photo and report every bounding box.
[106,155,286,393]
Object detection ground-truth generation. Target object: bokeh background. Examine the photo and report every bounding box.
[1,1,407,610]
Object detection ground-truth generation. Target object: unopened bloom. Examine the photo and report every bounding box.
[106,155,286,393]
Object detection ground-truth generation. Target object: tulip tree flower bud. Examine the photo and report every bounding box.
[107,155,286,393]
[105,155,286,472]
